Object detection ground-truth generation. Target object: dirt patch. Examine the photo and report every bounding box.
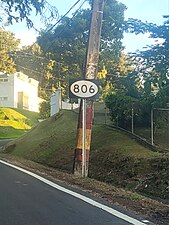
[0,153,169,225]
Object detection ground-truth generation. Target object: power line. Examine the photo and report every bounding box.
[2,0,87,64]
[12,52,66,67]
[16,63,44,75]
[2,0,87,76]
[15,60,71,75]
[10,51,46,60]
[44,0,86,53]
[47,0,82,32]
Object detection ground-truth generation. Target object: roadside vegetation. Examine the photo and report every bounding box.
[0,108,39,139]
[1,0,169,150]
[0,1,169,225]
[1,0,169,223]
[1,108,169,202]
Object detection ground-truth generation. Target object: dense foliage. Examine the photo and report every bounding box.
[0,0,58,28]
[2,0,169,130]
[105,16,169,130]
[0,28,20,73]
[37,0,126,96]
[11,43,55,99]
[39,100,50,119]
[137,17,169,90]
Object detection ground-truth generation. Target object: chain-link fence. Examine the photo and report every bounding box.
[93,102,112,125]
[152,108,169,149]
[93,102,169,150]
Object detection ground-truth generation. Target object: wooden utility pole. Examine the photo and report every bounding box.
[73,0,105,177]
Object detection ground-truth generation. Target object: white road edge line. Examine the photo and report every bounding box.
[0,160,147,225]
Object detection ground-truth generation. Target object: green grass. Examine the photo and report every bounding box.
[135,126,169,149]
[0,108,39,139]
[154,127,169,148]
[0,127,27,139]
[0,108,26,120]
[4,109,164,175]
[92,126,160,158]
[14,108,39,127]
[8,110,160,159]
[2,107,169,200]
[6,110,77,171]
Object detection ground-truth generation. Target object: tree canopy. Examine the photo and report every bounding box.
[136,17,169,90]
[0,28,20,73]
[36,0,126,96]
[105,16,169,129]
[11,43,56,99]
[0,0,58,28]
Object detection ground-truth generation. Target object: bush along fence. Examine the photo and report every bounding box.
[93,104,169,152]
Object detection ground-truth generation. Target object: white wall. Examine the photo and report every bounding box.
[0,72,40,112]
[14,72,39,112]
[62,101,79,110]
[0,75,14,107]
[50,90,60,116]
[50,91,80,116]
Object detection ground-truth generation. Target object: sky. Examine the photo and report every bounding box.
[5,0,169,52]
[120,0,169,52]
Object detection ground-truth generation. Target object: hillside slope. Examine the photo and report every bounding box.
[3,109,169,200]
[0,108,39,139]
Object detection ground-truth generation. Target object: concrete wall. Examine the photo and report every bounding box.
[14,72,39,112]
[62,101,79,110]
[50,90,79,116]
[0,74,14,107]
[0,72,40,112]
[50,90,60,116]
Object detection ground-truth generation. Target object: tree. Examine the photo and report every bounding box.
[0,28,20,73]
[102,11,169,129]
[105,89,156,129]
[99,53,135,100]
[12,43,55,99]
[127,16,169,92]
[39,100,50,119]
[37,0,127,98]
[0,0,58,28]
[154,85,169,108]
[105,92,136,128]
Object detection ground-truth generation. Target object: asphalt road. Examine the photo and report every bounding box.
[0,161,152,225]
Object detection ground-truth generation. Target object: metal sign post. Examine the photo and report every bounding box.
[82,98,86,177]
[69,79,99,177]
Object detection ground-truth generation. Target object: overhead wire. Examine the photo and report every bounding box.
[15,63,44,75]
[43,0,87,53]
[12,52,68,76]
[10,51,66,66]
[10,51,46,60]
[3,0,87,76]
[47,0,83,32]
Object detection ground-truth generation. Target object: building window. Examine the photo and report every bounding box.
[0,97,8,101]
[0,78,8,82]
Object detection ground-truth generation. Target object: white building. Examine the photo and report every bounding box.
[0,72,42,112]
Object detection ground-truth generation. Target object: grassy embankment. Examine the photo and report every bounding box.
[0,108,39,139]
[1,106,169,200]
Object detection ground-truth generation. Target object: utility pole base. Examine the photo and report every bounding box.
[73,148,89,177]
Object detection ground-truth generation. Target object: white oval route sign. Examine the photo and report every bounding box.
[69,79,99,99]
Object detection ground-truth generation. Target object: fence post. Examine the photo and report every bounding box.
[131,103,134,134]
[151,108,154,145]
